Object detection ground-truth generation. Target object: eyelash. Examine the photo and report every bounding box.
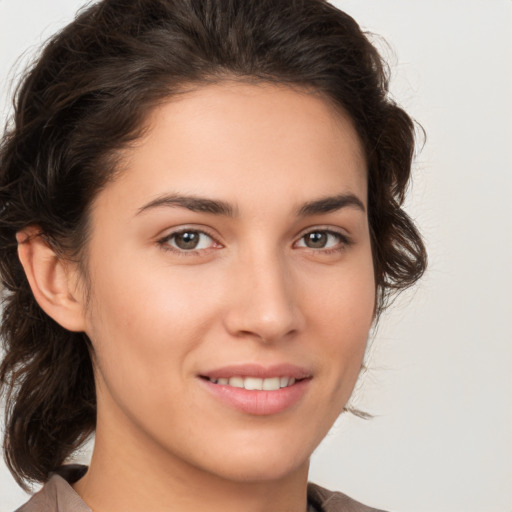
[157,227,352,256]
[157,228,220,256]
[294,229,352,254]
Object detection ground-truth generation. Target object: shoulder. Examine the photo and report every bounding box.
[308,482,390,512]
[14,465,90,512]
[15,468,387,512]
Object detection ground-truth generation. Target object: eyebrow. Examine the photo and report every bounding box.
[297,193,366,216]
[136,192,365,218]
[136,193,236,217]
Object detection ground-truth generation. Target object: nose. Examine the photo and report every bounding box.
[223,251,304,344]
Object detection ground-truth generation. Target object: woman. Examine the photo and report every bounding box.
[0,0,426,511]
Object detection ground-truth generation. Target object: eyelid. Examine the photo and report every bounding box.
[155,224,352,256]
[157,226,223,255]
[293,226,352,251]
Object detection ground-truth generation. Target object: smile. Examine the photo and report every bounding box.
[206,376,297,390]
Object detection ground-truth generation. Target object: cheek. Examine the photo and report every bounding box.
[84,253,228,387]
[305,255,375,390]
[309,253,375,336]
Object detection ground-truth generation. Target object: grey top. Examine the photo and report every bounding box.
[15,465,388,512]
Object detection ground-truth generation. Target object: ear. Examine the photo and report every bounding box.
[16,227,87,332]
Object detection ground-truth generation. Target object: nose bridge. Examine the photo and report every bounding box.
[224,244,301,342]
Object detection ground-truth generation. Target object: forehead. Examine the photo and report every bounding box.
[98,82,368,216]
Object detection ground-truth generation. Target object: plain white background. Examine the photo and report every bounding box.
[0,1,511,511]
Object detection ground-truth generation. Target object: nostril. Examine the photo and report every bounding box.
[221,267,304,343]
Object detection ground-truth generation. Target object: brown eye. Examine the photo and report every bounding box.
[173,231,200,250]
[295,230,347,250]
[303,232,329,249]
[164,230,215,251]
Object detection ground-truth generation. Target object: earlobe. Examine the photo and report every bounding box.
[16,227,87,332]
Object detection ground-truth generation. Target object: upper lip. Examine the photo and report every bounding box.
[200,363,312,380]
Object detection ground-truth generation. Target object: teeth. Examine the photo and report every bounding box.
[209,376,298,390]
[243,377,263,390]
[262,377,280,391]
[228,376,244,388]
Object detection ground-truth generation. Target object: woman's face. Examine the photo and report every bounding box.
[80,82,375,483]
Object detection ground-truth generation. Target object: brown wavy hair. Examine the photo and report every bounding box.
[0,0,426,490]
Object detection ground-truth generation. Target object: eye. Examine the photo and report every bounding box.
[159,229,218,252]
[295,229,348,250]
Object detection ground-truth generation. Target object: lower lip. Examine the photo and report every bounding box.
[200,378,311,416]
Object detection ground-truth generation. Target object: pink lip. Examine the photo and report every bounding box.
[201,363,311,380]
[198,364,312,416]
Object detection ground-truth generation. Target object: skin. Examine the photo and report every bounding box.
[20,82,375,512]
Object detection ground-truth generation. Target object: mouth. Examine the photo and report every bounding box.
[201,375,301,391]
[198,365,312,415]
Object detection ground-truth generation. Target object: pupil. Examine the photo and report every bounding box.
[176,232,199,250]
[306,232,327,248]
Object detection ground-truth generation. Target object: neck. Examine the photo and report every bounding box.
[73,409,310,512]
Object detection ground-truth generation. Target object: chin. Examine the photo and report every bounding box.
[193,436,314,484]
[210,455,308,484]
